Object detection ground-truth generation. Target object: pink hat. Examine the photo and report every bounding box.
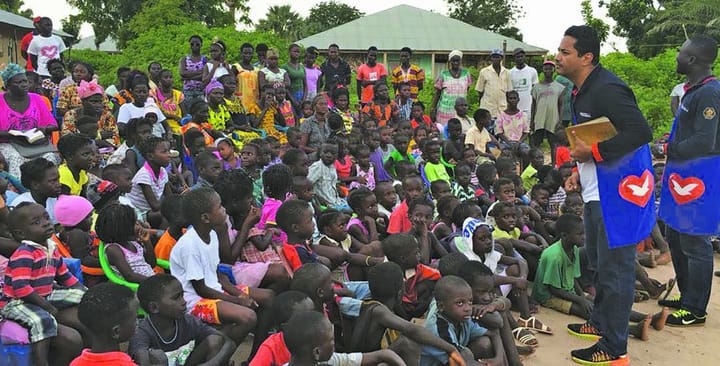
[54,195,94,227]
[77,79,104,100]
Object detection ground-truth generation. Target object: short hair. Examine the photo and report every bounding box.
[96,204,137,243]
[564,25,600,65]
[240,42,253,51]
[328,113,344,131]
[273,290,312,326]
[276,199,311,232]
[689,35,719,64]
[78,282,136,335]
[317,209,344,232]
[288,43,300,51]
[194,151,219,169]
[434,275,471,302]
[262,163,293,199]
[368,262,404,300]
[347,188,375,212]
[102,164,131,181]
[128,72,149,90]
[489,201,515,218]
[493,177,514,193]
[285,311,331,359]
[412,101,426,110]
[430,180,450,195]
[7,202,38,236]
[183,128,205,147]
[116,66,131,76]
[437,195,460,217]
[290,263,331,298]
[447,118,462,129]
[137,273,178,311]
[538,166,561,184]
[160,194,185,225]
[73,62,95,77]
[306,46,318,55]
[422,139,442,153]
[147,61,162,72]
[556,213,584,235]
[189,35,203,42]
[256,43,268,52]
[281,148,305,166]
[76,115,98,128]
[438,252,469,277]
[214,168,254,208]
[476,162,496,178]
[393,133,410,144]
[457,261,494,286]
[473,108,491,121]
[381,234,416,263]
[408,197,434,214]
[125,117,153,139]
[455,161,473,174]
[451,202,482,228]
[400,46,412,55]
[506,90,519,98]
[20,157,55,189]
[402,174,423,187]
[46,58,64,71]
[530,183,551,197]
[189,99,208,115]
[57,133,93,160]
[367,46,378,52]
[138,136,166,160]
[182,187,218,224]
[328,43,339,49]
[495,157,517,174]
[332,87,349,103]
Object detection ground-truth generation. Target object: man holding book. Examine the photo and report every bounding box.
[555,25,654,366]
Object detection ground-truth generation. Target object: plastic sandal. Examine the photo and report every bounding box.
[518,317,553,335]
[512,327,539,346]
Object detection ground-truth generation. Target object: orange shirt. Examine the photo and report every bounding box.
[357,63,388,104]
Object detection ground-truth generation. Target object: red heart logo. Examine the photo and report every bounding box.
[40,45,58,59]
[668,173,705,205]
[618,169,654,207]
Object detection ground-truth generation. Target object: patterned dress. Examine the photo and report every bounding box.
[434,69,473,126]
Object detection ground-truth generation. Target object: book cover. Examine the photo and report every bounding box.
[565,117,617,150]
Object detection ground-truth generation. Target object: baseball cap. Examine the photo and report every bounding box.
[543,60,556,66]
[513,48,525,55]
[490,48,504,56]
[33,16,41,24]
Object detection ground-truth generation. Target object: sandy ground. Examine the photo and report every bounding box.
[232,254,719,366]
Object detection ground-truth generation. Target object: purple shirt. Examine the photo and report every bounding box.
[370,148,393,182]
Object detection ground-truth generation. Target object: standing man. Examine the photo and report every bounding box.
[557,26,654,365]
[254,43,268,69]
[510,48,539,116]
[391,47,425,101]
[555,73,574,127]
[657,35,720,327]
[27,17,66,77]
[20,17,42,71]
[530,61,565,163]
[356,46,387,106]
[475,48,512,120]
[319,43,351,95]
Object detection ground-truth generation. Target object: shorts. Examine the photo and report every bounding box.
[190,285,251,325]
[543,296,574,314]
[0,288,85,342]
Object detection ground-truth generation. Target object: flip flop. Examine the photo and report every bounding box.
[512,327,539,347]
[660,278,676,301]
[634,290,650,302]
[518,317,553,335]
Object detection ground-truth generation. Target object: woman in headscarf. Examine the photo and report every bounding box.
[206,78,259,149]
[56,61,96,118]
[0,63,60,178]
[430,50,473,127]
[62,80,120,146]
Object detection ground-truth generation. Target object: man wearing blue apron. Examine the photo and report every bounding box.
[556,25,654,365]
[656,35,720,326]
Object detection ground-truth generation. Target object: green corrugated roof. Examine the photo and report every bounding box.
[0,9,71,37]
[74,36,119,53]
[297,4,546,54]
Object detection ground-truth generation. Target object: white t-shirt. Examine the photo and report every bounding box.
[510,66,539,113]
[27,35,66,76]
[10,192,58,225]
[578,160,600,203]
[127,164,169,214]
[205,63,229,80]
[170,227,222,310]
[670,82,685,100]
[117,101,167,137]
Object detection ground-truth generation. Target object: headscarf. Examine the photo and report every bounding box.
[448,50,463,61]
[78,79,104,100]
[266,47,280,59]
[453,217,494,262]
[204,79,223,96]
[54,195,94,227]
[1,63,25,85]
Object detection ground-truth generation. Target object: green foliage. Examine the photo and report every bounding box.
[446,0,524,41]
[0,0,32,17]
[305,2,364,36]
[61,14,83,47]
[67,0,142,46]
[66,22,289,89]
[581,0,610,44]
[255,5,304,42]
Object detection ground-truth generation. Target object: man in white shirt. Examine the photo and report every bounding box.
[27,17,66,77]
[475,48,512,120]
[510,48,539,116]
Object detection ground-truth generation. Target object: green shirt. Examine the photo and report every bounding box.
[520,164,538,192]
[282,63,306,94]
[424,162,450,184]
[532,241,580,304]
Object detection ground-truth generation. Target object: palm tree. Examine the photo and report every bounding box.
[255,5,305,41]
[648,0,720,40]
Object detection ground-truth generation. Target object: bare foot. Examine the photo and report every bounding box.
[652,307,670,331]
[638,252,656,268]
[629,315,651,341]
[656,251,671,265]
[516,344,535,355]
[648,282,666,299]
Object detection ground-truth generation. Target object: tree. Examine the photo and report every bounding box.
[0,0,32,17]
[581,0,610,44]
[446,0,524,41]
[67,0,143,47]
[255,5,305,41]
[648,0,720,40]
[601,0,682,58]
[304,1,364,36]
[61,14,83,47]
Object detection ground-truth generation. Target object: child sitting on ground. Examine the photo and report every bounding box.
[1,203,88,366]
[191,151,223,190]
[349,262,466,366]
[388,175,425,234]
[407,198,448,262]
[54,195,103,287]
[154,194,185,262]
[466,108,499,163]
[421,276,503,366]
[215,137,241,171]
[348,145,376,191]
[57,133,95,196]
[382,233,440,319]
[451,162,478,203]
[108,117,154,174]
[102,164,143,222]
[71,283,137,365]
[308,143,347,210]
[385,133,415,179]
[375,181,399,219]
[520,148,545,192]
[346,188,381,244]
[97,204,156,283]
[169,187,257,344]
[284,311,337,366]
[433,195,460,244]
[278,199,332,272]
[423,139,450,184]
[130,274,235,366]
[128,136,172,225]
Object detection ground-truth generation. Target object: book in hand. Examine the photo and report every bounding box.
[8,128,45,144]
[565,117,617,150]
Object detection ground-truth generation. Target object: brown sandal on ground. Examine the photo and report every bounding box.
[518,317,553,335]
[512,327,539,347]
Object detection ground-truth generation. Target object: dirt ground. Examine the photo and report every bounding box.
[233,253,719,365]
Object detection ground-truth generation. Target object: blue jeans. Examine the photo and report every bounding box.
[666,227,713,316]
[584,201,636,356]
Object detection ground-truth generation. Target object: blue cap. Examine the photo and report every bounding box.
[490,48,504,56]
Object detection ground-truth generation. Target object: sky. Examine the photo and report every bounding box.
[22,0,627,54]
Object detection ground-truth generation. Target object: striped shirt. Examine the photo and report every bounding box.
[1,241,78,306]
[391,64,425,101]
